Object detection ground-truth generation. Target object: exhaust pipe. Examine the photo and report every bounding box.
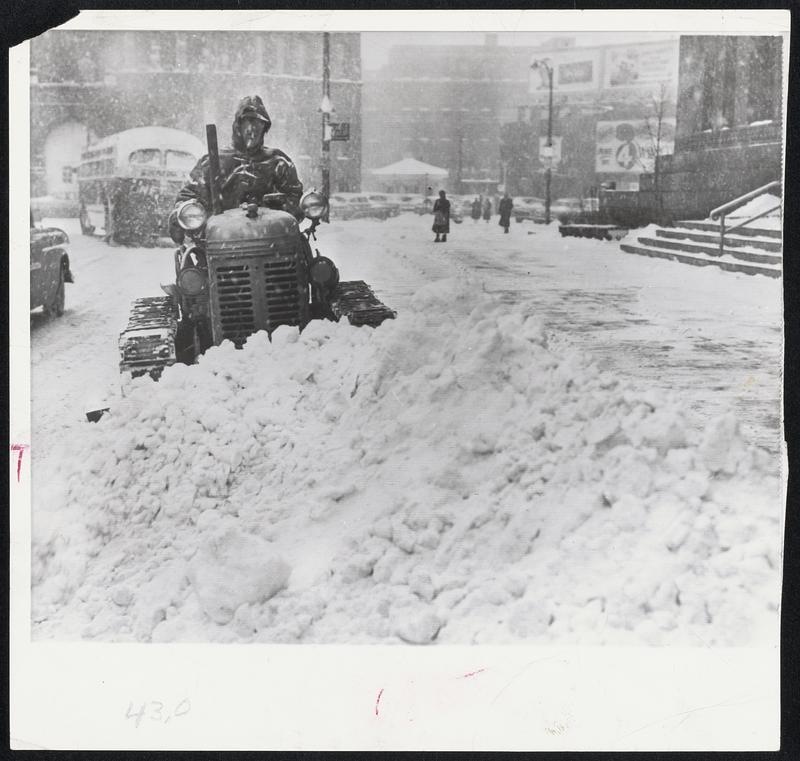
[205,124,223,216]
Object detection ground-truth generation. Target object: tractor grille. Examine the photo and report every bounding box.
[216,264,256,344]
[208,246,308,346]
[264,259,302,325]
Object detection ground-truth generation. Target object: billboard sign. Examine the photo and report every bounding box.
[603,41,678,91]
[529,40,678,99]
[530,49,602,94]
[595,118,676,174]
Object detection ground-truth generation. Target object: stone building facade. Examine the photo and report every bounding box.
[650,35,784,219]
[30,30,362,199]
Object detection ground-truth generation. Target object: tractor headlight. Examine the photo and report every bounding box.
[177,266,207,295]
[300,190,327,220]
[309,256,339,291]
[176,200,208,231]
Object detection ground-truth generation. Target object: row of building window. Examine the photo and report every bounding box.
[31,32,359,84]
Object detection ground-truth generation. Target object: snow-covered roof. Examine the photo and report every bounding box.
[370,157,449,177]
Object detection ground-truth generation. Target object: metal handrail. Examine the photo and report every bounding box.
[710,181,781,220]
[709,181,781,257]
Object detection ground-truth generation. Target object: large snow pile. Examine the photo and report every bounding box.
[32,279,782,645]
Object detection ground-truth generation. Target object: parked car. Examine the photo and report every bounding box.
[551,197,585,223]
[30,211,74,317]
[514,196,547,223]
[387,193,427,214]
[331,193,392,220]
[329,194,369,220]
[365,193,400,217]
[450,195,474,218]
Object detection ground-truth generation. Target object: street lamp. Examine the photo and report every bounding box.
[531,58,554,224]
[319,32,335,222]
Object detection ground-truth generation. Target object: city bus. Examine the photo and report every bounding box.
[78,126,204,245]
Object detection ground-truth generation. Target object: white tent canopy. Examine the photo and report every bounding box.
[370,158,449,177]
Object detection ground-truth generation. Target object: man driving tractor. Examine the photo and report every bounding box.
[169,95,303,241]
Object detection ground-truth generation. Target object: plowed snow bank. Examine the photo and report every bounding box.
[32,278,781,644]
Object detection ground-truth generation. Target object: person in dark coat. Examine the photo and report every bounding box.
[498,192,514,233]
[432,190,450,242]
[471,196,481,222]
[171,95,303,241]
[482,196,492,222]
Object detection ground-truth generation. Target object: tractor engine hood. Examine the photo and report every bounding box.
[205,206,299,244]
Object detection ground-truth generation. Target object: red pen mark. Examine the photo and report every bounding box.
[375,688,384,716]
[461,668,487,679]
[10,444,29,483]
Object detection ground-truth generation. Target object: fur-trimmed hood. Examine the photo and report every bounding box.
[231,95,272,153]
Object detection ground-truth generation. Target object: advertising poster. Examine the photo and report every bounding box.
[529,48,602,94]
[595,118,676,173]
[603,41,678,90]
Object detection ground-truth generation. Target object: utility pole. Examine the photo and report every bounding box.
[456,131,464,195]
[531,58,554,224]
[545,63,553,224]
[321,32,331,222]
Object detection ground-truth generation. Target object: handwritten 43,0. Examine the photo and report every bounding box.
[126,698,191,728]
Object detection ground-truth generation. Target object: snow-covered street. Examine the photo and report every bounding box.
[30,214,783,645]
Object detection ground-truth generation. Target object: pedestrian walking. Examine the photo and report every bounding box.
[482,196,492,222]
[498,192,513,233]
[471,196,481,222]
[432,189,450,242]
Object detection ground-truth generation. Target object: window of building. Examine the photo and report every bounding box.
[269,35,285,74]
[186,33,207,72]
[300,36,314,76]
[747,36,781,124]
[148,40,162,70]
[175,34,188,70]
[700,43,722,131]
[720,37,737,129]
[118,32,137,71]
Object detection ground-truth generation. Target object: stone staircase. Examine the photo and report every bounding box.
[619,220,782,278]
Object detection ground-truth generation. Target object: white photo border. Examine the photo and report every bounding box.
[10,8,789,751]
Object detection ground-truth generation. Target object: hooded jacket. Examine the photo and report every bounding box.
[174,95,304,218]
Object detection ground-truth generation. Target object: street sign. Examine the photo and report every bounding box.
[329,122,350,141]
[538,136,562,166]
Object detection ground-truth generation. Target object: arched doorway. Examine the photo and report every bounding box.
[43,121,90,199]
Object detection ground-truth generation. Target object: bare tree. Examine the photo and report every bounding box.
[639,82,672,221]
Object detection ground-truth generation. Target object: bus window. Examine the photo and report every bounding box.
[129,148,162,166]
[165,150,197,172]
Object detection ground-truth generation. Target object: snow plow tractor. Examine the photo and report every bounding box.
[118,125,396,381]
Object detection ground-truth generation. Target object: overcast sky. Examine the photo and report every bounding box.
[361,31,680,71]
